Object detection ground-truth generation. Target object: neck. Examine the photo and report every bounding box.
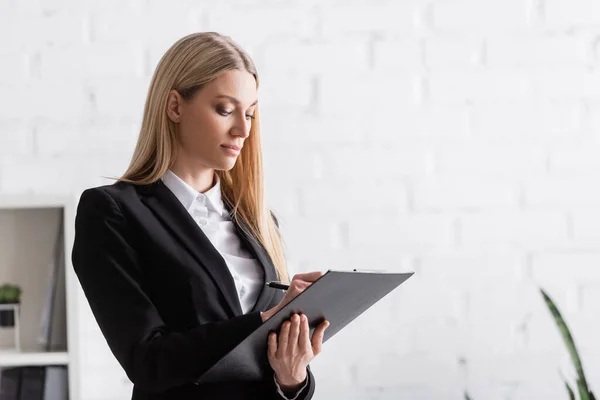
[169,157,216,194]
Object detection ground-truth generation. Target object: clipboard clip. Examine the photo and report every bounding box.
[352,268,385,273]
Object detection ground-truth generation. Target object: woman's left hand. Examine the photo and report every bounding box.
[267,313,329,391]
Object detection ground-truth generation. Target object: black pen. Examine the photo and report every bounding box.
[265,281,289,290]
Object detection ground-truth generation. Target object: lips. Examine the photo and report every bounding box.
[222,144,241,150]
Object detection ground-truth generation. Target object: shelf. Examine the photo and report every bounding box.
[0,350,69,368]
[0,196,78,399]
[0,195,71,210]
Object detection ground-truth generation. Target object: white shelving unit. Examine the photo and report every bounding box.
[0,194,79,400]
[0,350,69,368]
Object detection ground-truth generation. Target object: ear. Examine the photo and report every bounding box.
[166,89,183,123]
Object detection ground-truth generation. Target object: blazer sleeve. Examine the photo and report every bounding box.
[71,187,264,392]
[273,366,316,400]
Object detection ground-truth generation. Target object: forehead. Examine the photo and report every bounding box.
[200,69,257,105]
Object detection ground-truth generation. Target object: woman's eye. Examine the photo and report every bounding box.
[217,108,254,121]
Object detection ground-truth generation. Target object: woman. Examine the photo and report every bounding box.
[71,32,329,400]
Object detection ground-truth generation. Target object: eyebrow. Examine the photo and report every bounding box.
[215,95,258,107]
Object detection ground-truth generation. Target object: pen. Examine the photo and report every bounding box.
[265,281,289,290]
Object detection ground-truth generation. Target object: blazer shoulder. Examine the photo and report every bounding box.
[77,181,137,213]
[87,180,136,197]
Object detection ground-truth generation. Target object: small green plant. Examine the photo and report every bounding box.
[0,283,22,303]
[0,283,21,327]
[541,289,596,400]
[464,288,596,400]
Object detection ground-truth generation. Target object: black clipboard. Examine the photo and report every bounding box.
[196,269,414,384]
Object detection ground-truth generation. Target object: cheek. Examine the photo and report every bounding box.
[179,109,225,147]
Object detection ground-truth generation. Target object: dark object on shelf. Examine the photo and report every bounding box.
[19,367,45,400]
[0,367,21,400]
[0,302,19,327]
[0,284,22,328]
[0,366,68,400]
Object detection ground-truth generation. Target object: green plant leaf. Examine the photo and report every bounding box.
[578,379,591,400]
[566,380,576,400]
[541,289,590,395]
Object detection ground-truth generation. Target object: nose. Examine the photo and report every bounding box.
[231,112,251,138]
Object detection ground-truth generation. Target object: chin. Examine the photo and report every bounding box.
[217,160,238,171]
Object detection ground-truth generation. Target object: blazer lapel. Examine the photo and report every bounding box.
[138,180,243,318]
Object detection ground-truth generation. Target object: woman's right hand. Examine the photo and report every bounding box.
[260,271,324,322]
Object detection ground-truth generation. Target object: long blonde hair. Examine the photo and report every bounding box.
[115,32,289,282]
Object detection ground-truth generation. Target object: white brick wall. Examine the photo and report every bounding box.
[1,0,599,399]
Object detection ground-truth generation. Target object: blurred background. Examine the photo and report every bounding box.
[1,0,599,399]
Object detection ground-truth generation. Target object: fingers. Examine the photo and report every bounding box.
[286,272,322,297]
[287,279,311,295]
[269,314,327,376]
[282,280,312,306]
[291,271,324,283]
[289,314,301,355]
[268,332,277,359]
[311,320,329,356]
[279,272,324,310]
[299,314,310,352]
[277,320,291,357]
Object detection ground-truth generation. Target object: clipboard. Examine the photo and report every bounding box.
[195,269,414,384]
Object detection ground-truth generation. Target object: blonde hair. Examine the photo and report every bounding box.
[114,32,289,282]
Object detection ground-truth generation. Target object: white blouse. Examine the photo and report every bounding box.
[161,169,264,314]
[161,169,308,399]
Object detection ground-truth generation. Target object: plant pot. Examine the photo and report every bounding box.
[0,303,19,327]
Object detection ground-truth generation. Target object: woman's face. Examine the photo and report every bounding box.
[166,69,258,171]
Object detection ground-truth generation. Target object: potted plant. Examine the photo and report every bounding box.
[465,288,596,400]
[0,283,22,327]
[540,289,596,400]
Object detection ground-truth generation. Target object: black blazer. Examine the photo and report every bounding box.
[71,179,316,400]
